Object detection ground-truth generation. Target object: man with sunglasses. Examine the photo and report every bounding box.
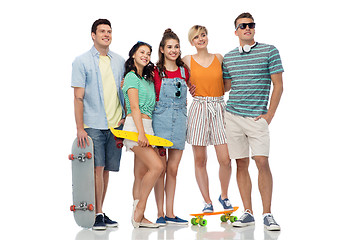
[71,19,126,230]
[223,12,284,231]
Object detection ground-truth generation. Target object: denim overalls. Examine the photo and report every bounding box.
[152,67,187,150]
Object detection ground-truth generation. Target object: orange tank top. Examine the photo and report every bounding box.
[189,55,225,97]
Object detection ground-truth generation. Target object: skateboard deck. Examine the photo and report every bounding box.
[190,206,239,226]
[110,128,173,147]
[68,137,95,228]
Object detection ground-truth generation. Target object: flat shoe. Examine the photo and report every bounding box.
[132,200,140,228]
[139,222,160,228]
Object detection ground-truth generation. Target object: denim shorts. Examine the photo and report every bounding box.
[85,126,123,172]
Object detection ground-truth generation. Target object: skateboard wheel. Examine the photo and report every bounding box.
[68,154,74,160]
[85,152,92,159]
[159,147,166,157]
[230,216,237,223]
[220,215,227,222]
[70,205,76,211]
[116,141,123,149]
[88,204,94,211]
[191,218,197,225]
[199,219,207,226]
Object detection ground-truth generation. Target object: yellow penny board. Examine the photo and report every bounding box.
[110,128,173,147]
[190,206,239,226]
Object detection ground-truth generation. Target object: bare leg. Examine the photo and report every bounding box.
[253,156,273,214]
[94,166,105,214]
[133,155,147,200]
[133,156,154,224]
[154,148,167,218]
[165,149,183,218]
[193,145,211,204]
[214,144,231,199]
[236,158,253,213]
[132,146,163,223]
[101,170,109,207]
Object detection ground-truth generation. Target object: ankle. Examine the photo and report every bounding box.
[244,208,253,215]
[220,195,228,200]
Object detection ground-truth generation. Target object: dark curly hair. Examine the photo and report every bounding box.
[125,41,154,82]
[156,28,187,79]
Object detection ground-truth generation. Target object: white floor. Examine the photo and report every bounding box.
[6,140,360,239]
[72,222,281,240]
[2,1,360,239]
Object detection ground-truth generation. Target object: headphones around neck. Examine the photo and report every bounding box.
[239,42,258,54]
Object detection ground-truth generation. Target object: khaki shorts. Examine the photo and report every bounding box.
[224,111,270,159]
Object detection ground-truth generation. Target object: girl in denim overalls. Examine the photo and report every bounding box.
[152,29,194,225]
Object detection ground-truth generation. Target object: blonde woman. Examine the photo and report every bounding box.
[183,25,233,213]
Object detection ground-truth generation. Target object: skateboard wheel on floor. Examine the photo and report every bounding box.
[230,216,237,222]
[220,215,227,222]
[191,218,197,225]
[68,154,74,160]
[87,204,94,211]
[85,152,92,159]
[199,219,207,226]
[70,205,76,211]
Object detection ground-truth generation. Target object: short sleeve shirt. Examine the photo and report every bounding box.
[222,43,284,117]
[153,67,189,101]
[122,72,156,118]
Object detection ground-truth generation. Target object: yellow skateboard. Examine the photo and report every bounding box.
[110,128,173,147]
[190,206,239,226]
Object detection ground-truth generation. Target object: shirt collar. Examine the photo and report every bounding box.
[90,45,113,58]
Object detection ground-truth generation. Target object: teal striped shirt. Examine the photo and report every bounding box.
[223,43,284,117]
[122,72,156,119]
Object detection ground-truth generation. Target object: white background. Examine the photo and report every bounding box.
[1,0,359,239]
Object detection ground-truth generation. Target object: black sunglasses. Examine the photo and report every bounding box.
[236,23,256,30]
[175,82,181,98]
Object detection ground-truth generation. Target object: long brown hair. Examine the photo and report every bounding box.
[156,28,187,79]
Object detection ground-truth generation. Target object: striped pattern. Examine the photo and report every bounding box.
[186,96,227,146]
[122,72,155,118]
[223,43,284,117]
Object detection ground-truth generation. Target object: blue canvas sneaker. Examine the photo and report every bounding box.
[202,203,214,213]
[263,213,281,231]
[156,216,167,226]
[103,213,118,227]
[165,216,188,225]
[218,195,233,210]
[93,214,106,230]
[232,210,255,227]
